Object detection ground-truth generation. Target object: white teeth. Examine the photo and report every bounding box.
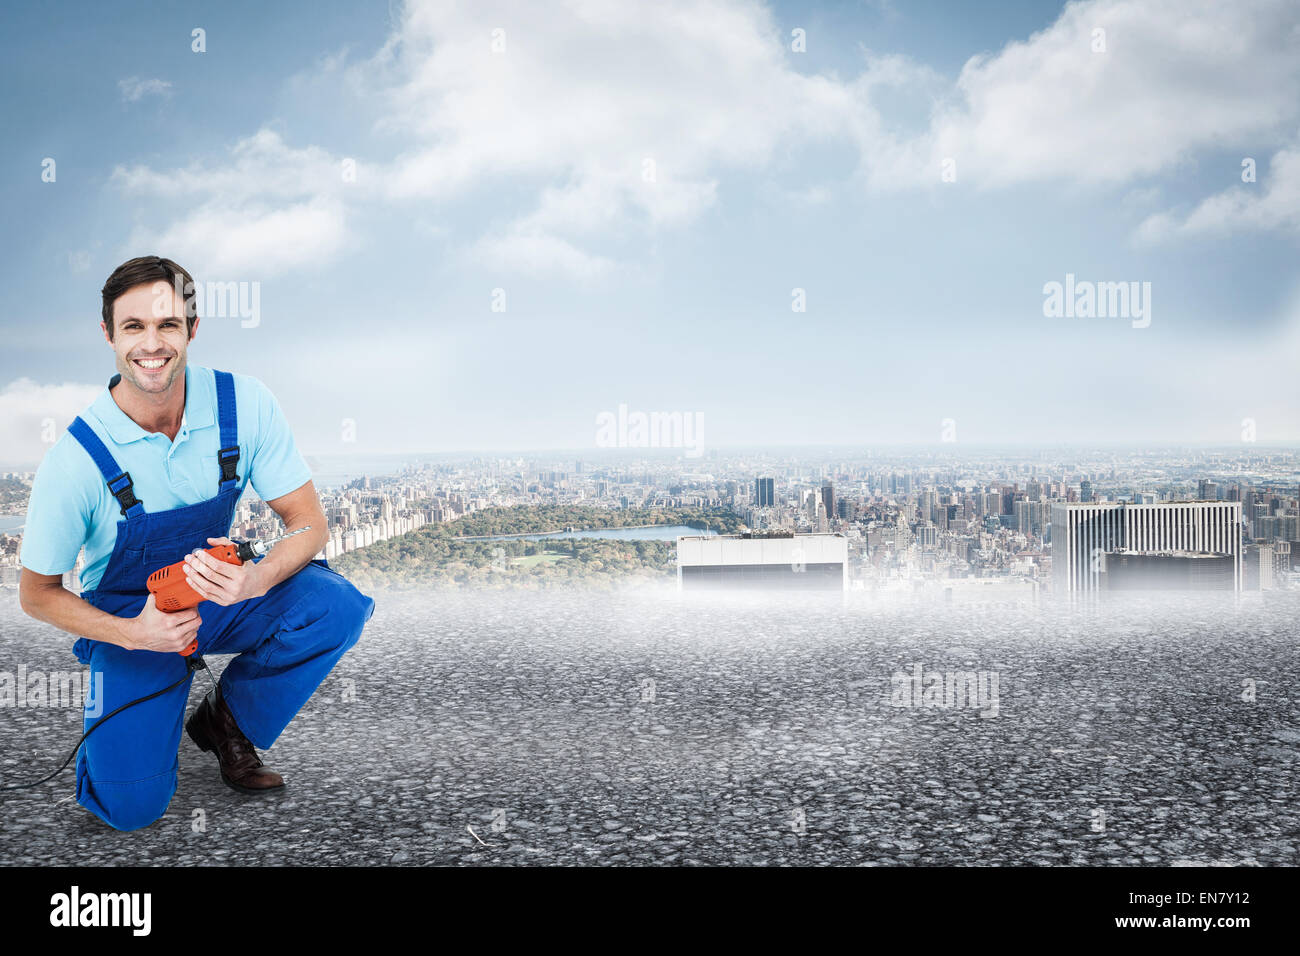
[135,358,167,369]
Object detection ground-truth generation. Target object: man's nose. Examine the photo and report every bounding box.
[142,327,167,352]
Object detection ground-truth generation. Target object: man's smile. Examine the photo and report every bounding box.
[132,356,172,372]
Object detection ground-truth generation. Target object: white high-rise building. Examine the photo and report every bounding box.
[1051,501,1242,594]
[676,532,847,591]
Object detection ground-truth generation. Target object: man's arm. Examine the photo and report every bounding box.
[19,569,202,653]
[246,480,330,592]
[238,377,327,590]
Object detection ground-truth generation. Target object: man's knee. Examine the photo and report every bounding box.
[310,575,373,651]
[280,564,373,653]
[82,773,177,831]
[335,585,374,652]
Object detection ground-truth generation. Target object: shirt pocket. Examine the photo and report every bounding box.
[199,455,221,494]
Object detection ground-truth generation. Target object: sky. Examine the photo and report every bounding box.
[1,0,1298,469]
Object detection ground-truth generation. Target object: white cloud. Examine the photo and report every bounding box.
[108,0,1300,280]
[361,0,855,260]
[471,230,615,281]
[112,129,346,203]
[118,77,173,102]
[0,378,101,470]
[864,0,1300,189]
[115,0,855,280]
[113,131,352,276]
[128,197,349,278]
[1137,141,1300,241]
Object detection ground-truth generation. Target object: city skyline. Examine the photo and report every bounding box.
[7,437,1300,476]
[5,440,1296,592]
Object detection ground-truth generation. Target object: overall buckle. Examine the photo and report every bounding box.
[107,472,142,516]
[218,446,241,484]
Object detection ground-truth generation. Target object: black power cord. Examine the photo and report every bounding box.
[0,655,215,792]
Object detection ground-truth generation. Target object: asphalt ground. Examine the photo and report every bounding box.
[1,585,1295,865]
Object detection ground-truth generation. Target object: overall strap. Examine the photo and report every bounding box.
[68,417,145,518]
[214,369,241,492]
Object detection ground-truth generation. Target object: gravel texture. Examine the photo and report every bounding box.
[0,585,1296,866]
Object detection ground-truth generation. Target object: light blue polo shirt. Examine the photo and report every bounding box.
[20,363,313,592]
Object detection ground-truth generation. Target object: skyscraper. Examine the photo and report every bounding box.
[677,533,847,591]
[755,477,775,508]
[1051,501,1242,594]
[916,522,938,551]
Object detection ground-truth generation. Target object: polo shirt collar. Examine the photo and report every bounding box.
[93,363,215,444]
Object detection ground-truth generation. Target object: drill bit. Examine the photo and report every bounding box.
[249,524,313,557]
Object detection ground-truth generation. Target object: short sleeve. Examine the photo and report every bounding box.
[19,447,93,576]
[247,380,313,503]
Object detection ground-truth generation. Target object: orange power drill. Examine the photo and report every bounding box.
[146,526,314,655]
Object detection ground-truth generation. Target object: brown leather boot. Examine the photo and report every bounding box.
[185,683,285,795]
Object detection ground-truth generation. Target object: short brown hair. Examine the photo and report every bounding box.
[101,256,199,340]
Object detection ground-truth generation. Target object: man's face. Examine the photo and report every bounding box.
[102,281,197,395]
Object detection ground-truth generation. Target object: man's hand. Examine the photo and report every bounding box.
[182,536,269,606]
[123,593,203,653]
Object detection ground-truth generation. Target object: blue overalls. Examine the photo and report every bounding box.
[67,369,375,831]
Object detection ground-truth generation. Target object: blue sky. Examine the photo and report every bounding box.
[2,0,1298,468]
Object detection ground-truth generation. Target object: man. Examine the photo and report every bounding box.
[18,255,375,831]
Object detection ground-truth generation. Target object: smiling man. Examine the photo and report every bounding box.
[17,255,375,831]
